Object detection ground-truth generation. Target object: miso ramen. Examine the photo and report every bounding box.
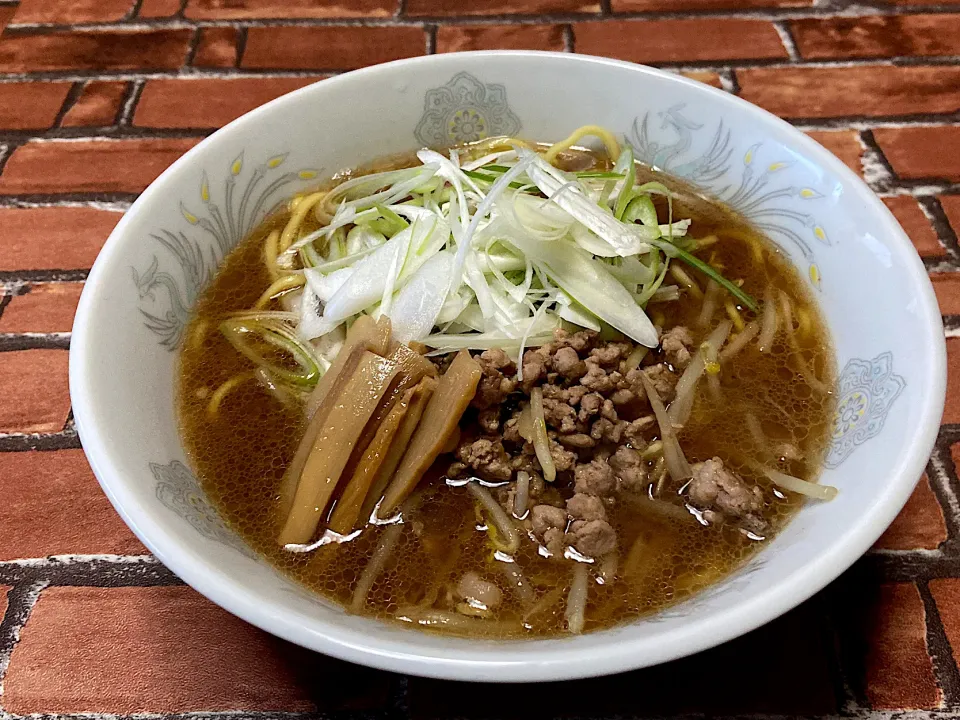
[178,127,835,637]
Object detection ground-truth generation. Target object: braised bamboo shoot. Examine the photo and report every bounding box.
[378,351,481,515]
[278,351,398,545]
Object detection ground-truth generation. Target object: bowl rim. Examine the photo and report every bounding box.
[70,50,947,682]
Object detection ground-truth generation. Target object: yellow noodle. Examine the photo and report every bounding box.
[279,191,325,253]
[254,274,305,310]
[724,298,745,331]
[263,229,281,280]
[206,371,255,419]
[543,125,620,164]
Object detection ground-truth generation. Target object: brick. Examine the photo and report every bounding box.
[874,474,947,550]
[0,450,145,559]
[0,29,192,73]
[805,130,862,176]
[242,26,424,70]
[2,586,391,713]
[61,81,127,127]
[411,602,835,717]
[858,583,940,709]
[13,0,134,23]
[930,578,960,684]
[680,71,723,89]
[613,0,809,9]
[436,24,565,53]
[0,138,200,195]
[946,337,960,424]
[0,5,15,34]
[930,273,960,316]
[0,82,70,131]
[186,0,397,19]
[0,585,8,623]
[575,19,786,63]
[0,350,70,434]
[135,77,325,129]
[406,0,598,14]
[792,14,960,60]
[0,208,121,271]
[138,0,182,17]
[193,27,238,68]
[882,196,942,258]
[874,126,960,183]
[942,195,960,241]
[738,66,960,119]
[0,283,84,333]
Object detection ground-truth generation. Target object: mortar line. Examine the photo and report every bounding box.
[930,439,960,540]
[235,26,248,68]
[183,26,203,67]
[0,582,46,697]
[50,81,88,128]
[918,195,960,264]
[117,78,145,126]
[772,19,802,62]
[919,580,960,707]
[9,4,960,29]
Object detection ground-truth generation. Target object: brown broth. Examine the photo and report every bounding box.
[177,147,835,638]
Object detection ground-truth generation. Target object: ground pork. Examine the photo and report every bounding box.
[552,329,598,353]
[530,504,567,555]
[473,348,518,410]
[574,458,618,497]
[567,493,607,522]
[542,397,581,434]
[661,326,694,370]
[610,445,646,491]
[687,457,767,534]
[552,346,587,380]
[454,437,513,481]
[642,364,679,403]
[567,519,617,557]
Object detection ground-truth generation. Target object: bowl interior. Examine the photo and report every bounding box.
[70,52,946,682]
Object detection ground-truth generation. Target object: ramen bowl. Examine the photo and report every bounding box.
[70,51,946,682]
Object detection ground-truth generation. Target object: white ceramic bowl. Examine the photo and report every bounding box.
[70,51,946,682]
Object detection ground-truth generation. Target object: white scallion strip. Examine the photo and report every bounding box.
[763,467,838,501]
[390,251,455,343]
[523,149,658,257]
[422,329,558,353]
[304,267,353,303]
[503,235,658,347]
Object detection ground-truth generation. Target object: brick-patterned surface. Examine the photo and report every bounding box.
[0,1,957,717]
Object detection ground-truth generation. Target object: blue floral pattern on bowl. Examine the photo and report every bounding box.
[415,71,521,146]
[152,459,253,556]
[825,352,906,469]
[134,152,319,349]
[628,103,831,289]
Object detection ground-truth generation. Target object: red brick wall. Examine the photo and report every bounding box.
[0,0,958,715]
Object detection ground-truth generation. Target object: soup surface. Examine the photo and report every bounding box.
[178,140,835,637]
